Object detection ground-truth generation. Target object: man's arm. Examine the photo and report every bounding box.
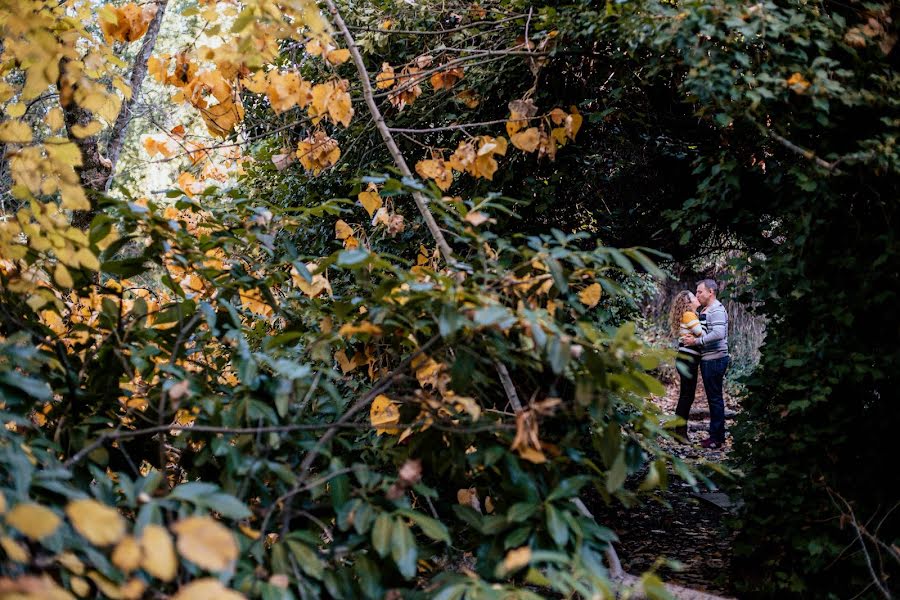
[699,306,727,346]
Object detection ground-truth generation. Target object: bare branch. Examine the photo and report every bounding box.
[347,14,527,36]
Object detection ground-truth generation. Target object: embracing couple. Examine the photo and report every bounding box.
[668,279,730,449]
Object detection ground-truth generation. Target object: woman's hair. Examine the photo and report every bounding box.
[668,291,696,336]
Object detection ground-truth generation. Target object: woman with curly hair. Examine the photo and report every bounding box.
[669,290,703,441]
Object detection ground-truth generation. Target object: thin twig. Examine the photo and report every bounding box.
[347,14,526,36]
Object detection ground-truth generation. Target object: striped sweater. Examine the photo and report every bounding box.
[678,311,703,356]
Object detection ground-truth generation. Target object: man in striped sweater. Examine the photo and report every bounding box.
[681,278,730,449]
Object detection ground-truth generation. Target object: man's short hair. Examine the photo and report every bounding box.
[697,278,718,295]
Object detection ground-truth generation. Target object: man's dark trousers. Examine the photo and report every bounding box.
[700,356,729,442]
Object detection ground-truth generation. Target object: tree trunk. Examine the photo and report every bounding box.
[62,0,168,229]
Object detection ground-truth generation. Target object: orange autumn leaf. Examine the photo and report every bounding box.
[510,127,541,152]
[375,63,396,89]
[100,3,157,43]
[430,66,464,90]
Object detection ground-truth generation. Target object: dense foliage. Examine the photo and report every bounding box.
[1,0,897,597]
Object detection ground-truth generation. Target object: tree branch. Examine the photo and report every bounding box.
[325,0,455,262]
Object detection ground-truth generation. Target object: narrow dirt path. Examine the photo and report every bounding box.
[593,380,741,596]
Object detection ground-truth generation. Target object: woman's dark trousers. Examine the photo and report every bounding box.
[675,352,700,438]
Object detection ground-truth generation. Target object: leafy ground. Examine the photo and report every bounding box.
[593,381,741,597]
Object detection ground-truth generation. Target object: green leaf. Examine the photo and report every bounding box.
[0,371,52,402]
[372,513,392,558]
[287,539,324,580]
[545,505,569,547]
[506,502,538,523]
[397,509,450,544]
[390,519,418,579]
[204,492,252,520]
[606,452,627,494]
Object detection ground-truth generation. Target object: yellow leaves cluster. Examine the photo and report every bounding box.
[241,70,312,114]
[377,57,464,111]
[415,156,454,191]
[296,131,341,175]
[334,219,359,249]
[511,409,547,464]
[338,320,383,338]
[149,53,199,88]
[507,102,583,160]
[0,496,252,600]
[415,136,508,190]
[99,3,158,43]
[308,79,354,127]
[452,135,508,180]
[151,55,243,137]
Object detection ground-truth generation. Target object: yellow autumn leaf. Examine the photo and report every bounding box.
[171,516,239,572]
[357,184,382,217]
[45,141,83,167]
[325,48,351,65]
[786,72,811,93]
[370,394,401,435]
[415,158,454,191]
[139,524,177,581]
[375,63,395,89]
[87,570,123,599]
[71,121,104,138]
[566,107,583,139]
[5,503,61,540]
[0,120,33,143]
[0,535,30,562]
[510,127,541,152]
[501,546,532,573]
[338,321,383,337]
[70,576,90,597]
[577,283,602,308]
[111,535,142,572]
[334,219,353,240]
[0,490,6,514]
[45,107,65,130]
[291,263,332,298]
[464,211,489,226]
[66,498,126,546]
[171,578,246,600]
[57,551,85,574]
[120,578,147,600]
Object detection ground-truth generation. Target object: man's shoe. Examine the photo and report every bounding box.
[700,437,724,449]
[673,425,688,442]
